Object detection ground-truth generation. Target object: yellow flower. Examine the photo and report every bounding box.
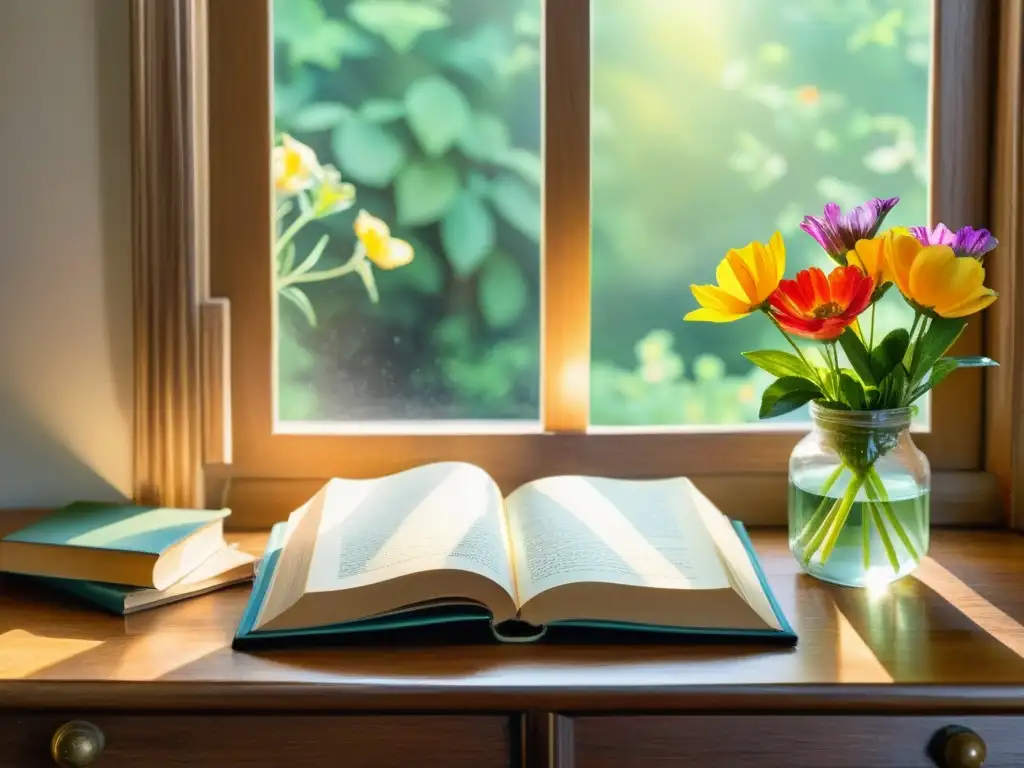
[850,232,897,289]
[684,232,786,322]
[273,134,321,195]
[354,210,414,270]
[887,234,997,318]
[312,165,356,218]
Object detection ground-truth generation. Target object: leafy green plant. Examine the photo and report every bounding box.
[273,0,542,420]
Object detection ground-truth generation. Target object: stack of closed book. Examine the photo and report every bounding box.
[0,502,256,615]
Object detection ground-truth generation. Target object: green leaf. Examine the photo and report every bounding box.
[359,99,406,123]
[907,358,959,403]
[489,173,540,241]
[332,117,406,187]
[878,364,907,408]
[479,254,528,329]
[405,75,470,157]
[290,102,352,133]
[946,355,1000,368]
[392,237,444,295]
[498,148,542,187]
[838,328,875,385]
[279,286,317,327]
[741,350,811,379]
[758,377,822,420]
[909,317,967,384]
[348,0,450,53]
[441,191,495,277]
[458,112,510,162]
[865,386,882,409]
[869,328,910,382]
[441,24,509,85]
[395,160,460,226]
[276,2,376,70]
[839,373,867,410]
[274,70,316,122]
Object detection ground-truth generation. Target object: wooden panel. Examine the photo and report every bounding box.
[572,716,1024,768]
[986,0,1024,529]
[131,0,204,507]
[0,715,510,768]
[926,0,996,471]
[4,531,1024,715]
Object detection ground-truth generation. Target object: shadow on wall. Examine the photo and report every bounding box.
[0,378,129,509]
[0,0,133,510]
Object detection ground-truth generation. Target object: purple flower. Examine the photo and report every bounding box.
[909,224,998,260]
[799,197,901,263]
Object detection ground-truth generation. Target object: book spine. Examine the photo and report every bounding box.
[38,578,127,616]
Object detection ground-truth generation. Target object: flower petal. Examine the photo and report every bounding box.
[909,245,959,309]
[684,306,749,323]
[769,284,810,317]
[937,288,998,318]
[769,230,786,284]
[888,234,921,298]
[929,256,987,314]
[721,249,759,303]
[691,284,752,315]
[774,312,828,340]
[807,266,831,305]
[370,238,415,270]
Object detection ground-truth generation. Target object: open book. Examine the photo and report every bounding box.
[233,463,795,648]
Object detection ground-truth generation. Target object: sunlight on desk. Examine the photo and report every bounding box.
[0,629,102,677]
[915,556,1024,660]
[834,605,892,683]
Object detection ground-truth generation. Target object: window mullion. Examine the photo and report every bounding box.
[542,0,592,433]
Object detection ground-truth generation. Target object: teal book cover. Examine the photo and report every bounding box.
[33,578,129,615]
[2,502,230,554]
[233,522,797,650]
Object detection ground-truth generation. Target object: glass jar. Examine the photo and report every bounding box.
[789,402,930,588]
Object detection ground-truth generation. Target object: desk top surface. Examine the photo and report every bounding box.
[2,529,1024,713]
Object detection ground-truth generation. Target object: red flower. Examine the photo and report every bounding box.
[769,265,873,341]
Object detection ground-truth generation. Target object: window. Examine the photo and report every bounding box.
[209,0,998,524]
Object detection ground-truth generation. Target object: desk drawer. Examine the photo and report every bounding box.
[0,714,512,768]
[572,715,1024,767]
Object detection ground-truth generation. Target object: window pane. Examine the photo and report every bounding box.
[272,0,542,425]
[591,0,931,427]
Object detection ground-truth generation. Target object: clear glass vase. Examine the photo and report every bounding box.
[789,402,930,588]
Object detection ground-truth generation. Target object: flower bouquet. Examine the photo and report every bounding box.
[685,197,998,586]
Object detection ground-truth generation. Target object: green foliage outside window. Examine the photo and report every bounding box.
[273,0,930,426]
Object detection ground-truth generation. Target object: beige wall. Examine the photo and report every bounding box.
[0,0,133,507]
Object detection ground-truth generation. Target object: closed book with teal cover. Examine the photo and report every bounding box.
[0,502,231,590]
[31,546,257,615]
[231,465,796,650]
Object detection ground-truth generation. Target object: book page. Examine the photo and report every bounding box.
[304,462,517,602]
[686,479,781,630]
[505,475,732,607]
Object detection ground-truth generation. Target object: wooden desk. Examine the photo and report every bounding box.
[2,530,1024,767]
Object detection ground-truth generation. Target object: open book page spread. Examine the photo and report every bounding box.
[506,475,733,607]
[254,462,518,630]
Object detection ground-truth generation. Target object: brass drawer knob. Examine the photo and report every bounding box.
[932,725,987,768]
[51,721,105,767]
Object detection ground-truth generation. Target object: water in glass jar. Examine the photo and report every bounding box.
[789,469,929,588]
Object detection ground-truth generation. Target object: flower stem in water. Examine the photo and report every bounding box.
[869,501,901,573]
[818,472,866,565]
[795,464,846,548]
